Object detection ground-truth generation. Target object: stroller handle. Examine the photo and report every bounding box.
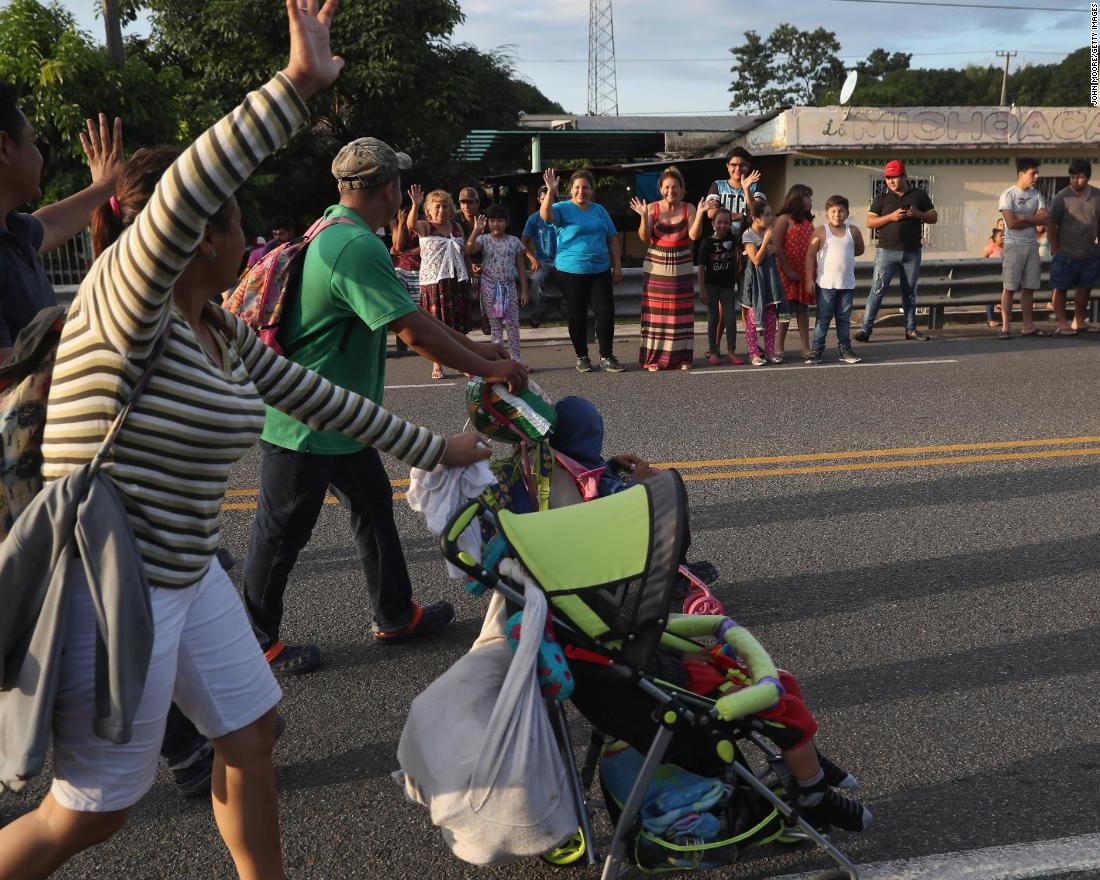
[666,615,781,722]
[441,500,487,578]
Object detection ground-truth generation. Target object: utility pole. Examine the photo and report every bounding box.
[587,0,619,116]
[996,50,1016,106]
[104,0,125,66]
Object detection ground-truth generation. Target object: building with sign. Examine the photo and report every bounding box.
[709,106,1100,259]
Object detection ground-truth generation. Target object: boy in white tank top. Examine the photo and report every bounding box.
[803,194,866,364]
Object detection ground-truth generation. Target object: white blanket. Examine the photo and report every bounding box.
[406,460,496,578]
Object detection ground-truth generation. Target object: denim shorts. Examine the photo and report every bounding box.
[1049,250,1100,292]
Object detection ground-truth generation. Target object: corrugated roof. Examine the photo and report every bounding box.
[518,114,753,132]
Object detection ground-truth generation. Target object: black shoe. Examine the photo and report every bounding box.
[853,329,870,343]
[215,547,236,572]
[905,329,930,341]
[805,349,823,365]
[838,345,862,365]
[529,317,541,328]
[576,356,594,373]
[684,559,720,586]
[374,601,455,646]
[170,742,213,798]
[266,642,321,677]
[800,787,873,833]
[817,752,858,789]
[599,355,625,373]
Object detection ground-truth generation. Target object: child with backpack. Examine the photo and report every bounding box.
[465,205,528,363]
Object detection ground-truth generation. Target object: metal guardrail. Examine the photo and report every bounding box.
[55,255,1088,330]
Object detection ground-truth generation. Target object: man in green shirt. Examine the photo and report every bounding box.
[244,137,526,676]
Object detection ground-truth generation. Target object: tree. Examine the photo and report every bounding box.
[0,0,184,202]
[728,30,777,114]
[857,48,911,80]
[139,0,563,224]
[1011,47,1089,105]
[728,23,845,112]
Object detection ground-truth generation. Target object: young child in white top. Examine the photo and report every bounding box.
[804,194,865,365]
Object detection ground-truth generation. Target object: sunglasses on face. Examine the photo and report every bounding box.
[728,162,747,169]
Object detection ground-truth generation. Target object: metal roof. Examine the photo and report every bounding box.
[518,114,755,132]
[455,129,667,164]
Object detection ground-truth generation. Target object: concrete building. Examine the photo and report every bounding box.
[708,106,1100,260]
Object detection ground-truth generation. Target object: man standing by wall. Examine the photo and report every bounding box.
[1049,159,1100,335]
[243,138,526,676]
[855,160,937,343]
[522,184,557,327]
[996,158,1049,339]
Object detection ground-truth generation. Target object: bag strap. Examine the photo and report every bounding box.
[87,322,174,483]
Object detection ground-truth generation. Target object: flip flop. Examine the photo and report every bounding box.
[996,331,1011,340]
[1019,329,1051,338]
[1051,328,1077,337]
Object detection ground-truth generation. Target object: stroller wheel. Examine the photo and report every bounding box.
[685,594,725,616]
[542,828,587,867]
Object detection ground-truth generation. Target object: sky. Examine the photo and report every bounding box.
[56,0,1086,115]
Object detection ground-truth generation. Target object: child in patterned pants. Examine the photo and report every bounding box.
[465,204,529,363]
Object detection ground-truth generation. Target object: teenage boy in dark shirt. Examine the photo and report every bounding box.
[697,207,743,364]
[0,82,125,360]
[855,159,937,343]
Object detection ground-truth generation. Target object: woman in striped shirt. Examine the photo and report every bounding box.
[0,3,487,877]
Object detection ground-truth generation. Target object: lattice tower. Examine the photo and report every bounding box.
[587,0,619,116]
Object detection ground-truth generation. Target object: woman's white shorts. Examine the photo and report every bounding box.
[50,557,282,812]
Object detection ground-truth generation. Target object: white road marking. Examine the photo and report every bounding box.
[694,358,958,375]
[773,831,1100,880]
[384,382,459,389]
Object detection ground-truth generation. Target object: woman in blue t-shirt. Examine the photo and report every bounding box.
[539,168,625,373]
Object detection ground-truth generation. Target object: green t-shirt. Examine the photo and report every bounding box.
[260,205,417,454]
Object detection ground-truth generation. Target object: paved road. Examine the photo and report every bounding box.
[6,327,1100,879]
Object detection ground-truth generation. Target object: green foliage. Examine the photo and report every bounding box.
[1011,47,1090,105]
[729,23,845,112]
[857,48,911,80]
[0,0,184,202]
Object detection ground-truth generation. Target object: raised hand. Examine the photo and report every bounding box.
[542,168,560,195]
[696,196,711,214]
[629,196,648,217]
[282,0,344,101]
[408,184,424,206]
[474,214,487,234]
[742,170,761,190]
[80,114,125,186]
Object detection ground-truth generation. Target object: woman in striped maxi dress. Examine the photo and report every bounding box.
[0,3,491,877]
[634,167,706,371]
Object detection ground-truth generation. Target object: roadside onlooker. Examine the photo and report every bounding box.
[996,157,1050,339]
[466,204,528,362]
[408,186,471,379]
[773,184,815,359]
[390,204,420,353]
[706,146,765,238]
[244,139,527,677]
[740,200,787,365]
[982,227,1005,327]
[1049,159,1100,336]
[804,194,864,365]
[456,185,487,334]
[632,166,706,371]
[0,85,126,361]
[539,167,625,373]
[522,184,556,327]
[855,160,937,343]
[697,207,743,365]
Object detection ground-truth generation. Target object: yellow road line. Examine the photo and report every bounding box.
[677,446,1100,481]
[659,435,1100,470]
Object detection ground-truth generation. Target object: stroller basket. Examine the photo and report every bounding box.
[438,470,861,880]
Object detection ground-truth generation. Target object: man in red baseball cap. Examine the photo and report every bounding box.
[855,159,938,342]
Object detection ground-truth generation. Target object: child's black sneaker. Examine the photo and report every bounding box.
[804,349,823,365]
[576,356,594,373]
[839,345,862,365]
[817,752,859,789]
[684,559,720,585]
[170,742,213,798]
[800,787,872,832]
[853,328,870,342]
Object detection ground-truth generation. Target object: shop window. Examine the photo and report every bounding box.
[869,176,934,245]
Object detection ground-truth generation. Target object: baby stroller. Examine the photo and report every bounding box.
[466,378,726,617]
[438,469,862,879]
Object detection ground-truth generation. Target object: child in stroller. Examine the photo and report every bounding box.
[413,468,871,879]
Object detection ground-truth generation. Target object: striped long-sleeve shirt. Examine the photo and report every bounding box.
[42,75,446,588]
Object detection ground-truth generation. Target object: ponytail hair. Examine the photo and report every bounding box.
[91,145,235,258]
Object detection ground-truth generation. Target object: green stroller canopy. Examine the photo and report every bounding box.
[497,469,689,666]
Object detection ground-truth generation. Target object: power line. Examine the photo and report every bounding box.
[825,0,1077,10]
[516,50,1071,64]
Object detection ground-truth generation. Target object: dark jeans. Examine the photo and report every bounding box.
[555,268,615,359]
[704,283,738,355]
[243,441,414,648]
